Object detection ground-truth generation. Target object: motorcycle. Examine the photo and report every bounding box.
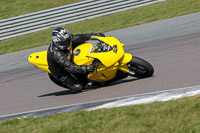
[28,36,154,88]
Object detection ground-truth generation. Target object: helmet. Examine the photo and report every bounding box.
[52,27,72,51]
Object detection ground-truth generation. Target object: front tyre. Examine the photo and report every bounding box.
[127,56,154,78]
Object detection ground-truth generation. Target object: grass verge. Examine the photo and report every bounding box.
[1,95,200,133]
[0,0,83,20]
[0,0,200,55]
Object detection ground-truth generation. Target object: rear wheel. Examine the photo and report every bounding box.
[127,56,154,78]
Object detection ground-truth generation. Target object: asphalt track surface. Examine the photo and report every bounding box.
[0,12,200,116]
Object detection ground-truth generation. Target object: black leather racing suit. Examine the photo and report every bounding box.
[47,34,92,91]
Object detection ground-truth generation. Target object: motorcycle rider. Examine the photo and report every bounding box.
[47,27,105,93]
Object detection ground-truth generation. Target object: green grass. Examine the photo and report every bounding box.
[0,0,200,55]
[1,95,200,133]
[0,0,83,20]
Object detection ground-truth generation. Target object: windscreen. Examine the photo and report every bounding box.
[88,39,113,53]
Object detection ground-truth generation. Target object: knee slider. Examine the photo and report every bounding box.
[71,84,83,90]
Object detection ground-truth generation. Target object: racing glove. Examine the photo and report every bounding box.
[90,33,105,37]
[80,64,95,73]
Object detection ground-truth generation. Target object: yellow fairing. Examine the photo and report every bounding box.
[28,50,50,73]
[72,43,94,65]
[118,53,132,72]
[87,47,123,67]
[88,62,119,82]
[88,36,124,67]
[73,36,124,67]
[73,36,130,81]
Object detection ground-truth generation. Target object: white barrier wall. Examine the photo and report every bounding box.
[0,0,165,40]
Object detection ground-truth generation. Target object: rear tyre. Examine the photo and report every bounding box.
[127,56,154,78]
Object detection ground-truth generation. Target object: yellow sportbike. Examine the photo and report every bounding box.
[28,36,154,87]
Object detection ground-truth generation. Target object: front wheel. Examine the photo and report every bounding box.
[127,56,154,78]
